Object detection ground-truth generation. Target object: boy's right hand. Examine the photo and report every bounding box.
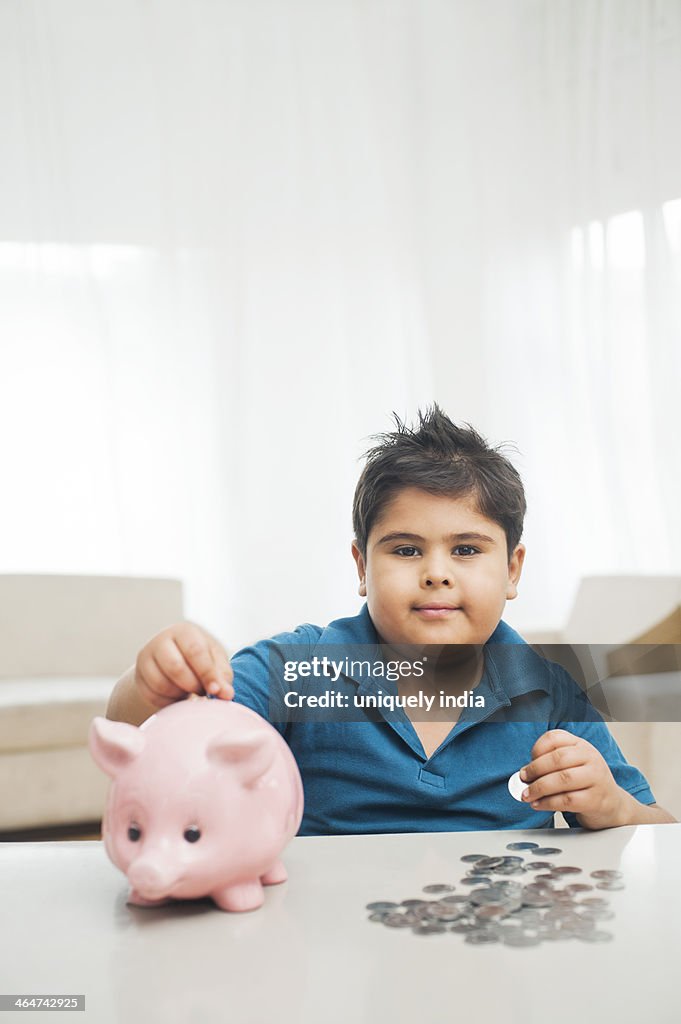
[134,622,234,710]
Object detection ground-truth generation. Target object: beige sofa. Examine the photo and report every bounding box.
[0,575,183,833]
[523,575,681,822]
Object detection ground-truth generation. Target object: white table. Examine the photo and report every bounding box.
[1,825,679,1024]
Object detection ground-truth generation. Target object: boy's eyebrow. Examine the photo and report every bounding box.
[376,531,497,546]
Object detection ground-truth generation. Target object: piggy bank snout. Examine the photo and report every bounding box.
[128,859,179,898]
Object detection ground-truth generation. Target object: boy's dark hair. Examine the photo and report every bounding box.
[352,404,526,563]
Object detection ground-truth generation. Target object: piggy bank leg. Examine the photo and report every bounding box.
[127,888,172,908]
[212,881,265,912]
[260,859,288,886]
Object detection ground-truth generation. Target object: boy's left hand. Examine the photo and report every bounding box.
[520,729,627,829]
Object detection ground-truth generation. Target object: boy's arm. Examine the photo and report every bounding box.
[106,665,159,726]
[599,795,678,827]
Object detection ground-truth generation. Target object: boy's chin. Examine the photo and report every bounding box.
[383,621,487,651]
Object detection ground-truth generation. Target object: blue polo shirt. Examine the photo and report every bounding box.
[230,604,656,836]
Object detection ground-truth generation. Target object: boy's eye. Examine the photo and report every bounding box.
[393,545,480,557]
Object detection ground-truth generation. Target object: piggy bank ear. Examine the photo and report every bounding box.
[89,717,146,777]
[206,730,276,788]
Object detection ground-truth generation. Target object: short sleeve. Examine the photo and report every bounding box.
[229,624,315,735]
[557,718,657,829]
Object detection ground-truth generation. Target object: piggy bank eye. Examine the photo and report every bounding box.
[128,825,142,842]
[184,826,201,843]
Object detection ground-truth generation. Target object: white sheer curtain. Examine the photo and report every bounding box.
[0,0,434,647]
[417,0,681,632]
[1,0,680,646]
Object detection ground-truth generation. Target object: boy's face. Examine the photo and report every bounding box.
[352,487,525,648]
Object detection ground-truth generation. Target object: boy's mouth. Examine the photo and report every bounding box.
[412,604,462,619]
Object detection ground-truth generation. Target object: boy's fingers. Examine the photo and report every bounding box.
[207,641,234,697]
[528,729,579,764]
[520,744,585,784]
[154,636,204,695]
[525,787,592,812]
[173,627,230,695]
[136,651,187,706]
[521,764,593,803]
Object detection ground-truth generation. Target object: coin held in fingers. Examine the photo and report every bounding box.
[508,771,527,802]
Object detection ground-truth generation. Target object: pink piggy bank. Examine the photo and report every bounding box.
[89,697,304,912]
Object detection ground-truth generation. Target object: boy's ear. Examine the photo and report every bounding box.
[506,544,526,601]
[351,541,367,597]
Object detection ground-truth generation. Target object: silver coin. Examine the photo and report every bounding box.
[502,930,542,947]
[412,923,447,935]
[596,880,625,891]
[563,884,593,894]
[465,930,500,944]
[521,894,555,908]
[551,892,577,904]
[474,857,507,869]
[495,865,527,876]
[506,842,540,850]
[545,907,582,923]
[523,885,555,898]
[461,876,492,886]
[524,861,555,870]
[460,854,488,863]
[557,921,589,937]
[400,898,430,907]
[424,904,465,921]
[591,870,623,880]
[579,907,615,921]
[422,883,455,894]
[577,929,614,942]
[531,847,563,856]
[507,770,527,802]
[474,904,510,920]
[501,855,525,864]
[580,897,610,908]
[521,891,554,903]
[496,878,523,889]
[473,880,516,897]
[551,866,583,875]
[382,913,413,928]
[451,920,483,934]
[413,909,438,925]
[439,894,472,906]
[512,909,542,925]
[366,901,400,911]
[539,922,574,941]
[565,916,595,933]
[470,888,512,905]
[368,912,389,922]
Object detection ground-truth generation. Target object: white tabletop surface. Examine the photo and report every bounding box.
[1,825,679,1024]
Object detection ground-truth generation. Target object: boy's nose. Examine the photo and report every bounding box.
[424,574,452,587]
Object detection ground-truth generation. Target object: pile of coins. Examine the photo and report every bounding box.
[365,842,624,944]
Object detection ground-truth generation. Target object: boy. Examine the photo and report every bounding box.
[107,405,676,834]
